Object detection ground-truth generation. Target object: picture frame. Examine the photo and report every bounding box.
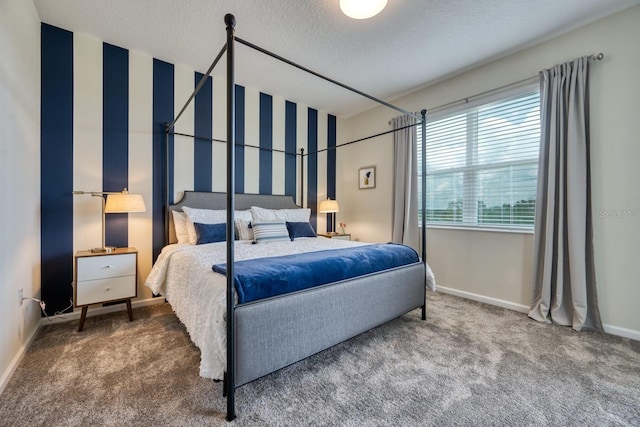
[358,166,376,189]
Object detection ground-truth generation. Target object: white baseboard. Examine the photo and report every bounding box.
[0,321,40,396]
[603,324,640,341]
[436,286,530,313]
[40,297,165,326]
[436,286,640,341]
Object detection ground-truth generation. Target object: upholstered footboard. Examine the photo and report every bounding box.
[233,262,426,386]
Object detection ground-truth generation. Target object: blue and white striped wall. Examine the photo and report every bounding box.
[41,24,337,313]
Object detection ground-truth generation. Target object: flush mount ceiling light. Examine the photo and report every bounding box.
[340,0,388,19]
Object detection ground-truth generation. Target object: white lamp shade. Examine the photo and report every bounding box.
[340,0,387,19]
[105,193,146,213]
[319,199,340,213]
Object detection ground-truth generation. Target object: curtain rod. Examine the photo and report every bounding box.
[425,75,539,117]
[392,52,605,122]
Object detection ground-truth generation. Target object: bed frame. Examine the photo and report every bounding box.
[169,191,426,387]
[163,14,429,421]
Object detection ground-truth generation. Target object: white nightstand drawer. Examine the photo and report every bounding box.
[76,275,136,306]
[330,234,351,240]
[74,248,138,331]
[77,253,136,281]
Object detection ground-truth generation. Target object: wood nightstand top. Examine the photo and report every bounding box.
[75,247,138,258]
[317,233,351,239]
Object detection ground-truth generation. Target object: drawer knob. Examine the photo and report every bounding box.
[102,265,111,269]
[105,287,110,292]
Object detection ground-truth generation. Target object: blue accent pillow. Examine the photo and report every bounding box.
[194,222,227,244]
[286,221,317,240]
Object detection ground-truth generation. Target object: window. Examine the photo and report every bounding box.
[417,85,540,230]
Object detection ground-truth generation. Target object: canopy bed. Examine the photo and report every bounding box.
[149,14,430,421]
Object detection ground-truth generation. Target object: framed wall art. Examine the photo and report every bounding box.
[358,166,376,189]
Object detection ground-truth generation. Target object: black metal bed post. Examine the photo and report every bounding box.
[224,13,237,422]
[300,148,305,207]
[235,37,421,122]
[166,44,227,132]
[420,109,427,321]
[164,123,171,245]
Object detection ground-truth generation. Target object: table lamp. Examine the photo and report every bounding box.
[73,188,146,252]
[319,198,340,234]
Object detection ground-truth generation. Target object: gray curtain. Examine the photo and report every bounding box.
[391,114,419,251]
[529,56,603,331]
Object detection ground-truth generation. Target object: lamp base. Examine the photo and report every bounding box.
[91,246,115,253]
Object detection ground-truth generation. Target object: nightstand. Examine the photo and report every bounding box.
[318,233,351,241]
[74,247,138,332]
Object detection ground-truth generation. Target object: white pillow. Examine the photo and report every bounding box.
[235,218,254,241]
[252,221,291,243]
[172,211,190,244]
[182,207,253,245]
[250,206,311,223]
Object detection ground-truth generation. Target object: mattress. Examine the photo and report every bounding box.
[144,237,436,380]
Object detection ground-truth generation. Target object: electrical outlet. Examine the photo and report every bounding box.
[19,288,23,306]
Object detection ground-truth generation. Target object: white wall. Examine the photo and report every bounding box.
[340,6,640,337]
[0,0,42,392]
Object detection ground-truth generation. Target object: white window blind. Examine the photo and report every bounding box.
[417,85,540,230]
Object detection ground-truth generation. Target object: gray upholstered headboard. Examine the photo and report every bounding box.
[168,191,300,244]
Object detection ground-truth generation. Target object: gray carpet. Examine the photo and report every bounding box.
[1,292,639,426]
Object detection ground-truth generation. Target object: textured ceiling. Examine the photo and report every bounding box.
[34,0,639,117]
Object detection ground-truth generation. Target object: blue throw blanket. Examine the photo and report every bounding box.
[212,243,420,304]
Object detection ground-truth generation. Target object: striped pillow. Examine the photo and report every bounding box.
[252,221,291,243]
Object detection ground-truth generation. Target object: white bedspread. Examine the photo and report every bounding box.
[144,238,436,380]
